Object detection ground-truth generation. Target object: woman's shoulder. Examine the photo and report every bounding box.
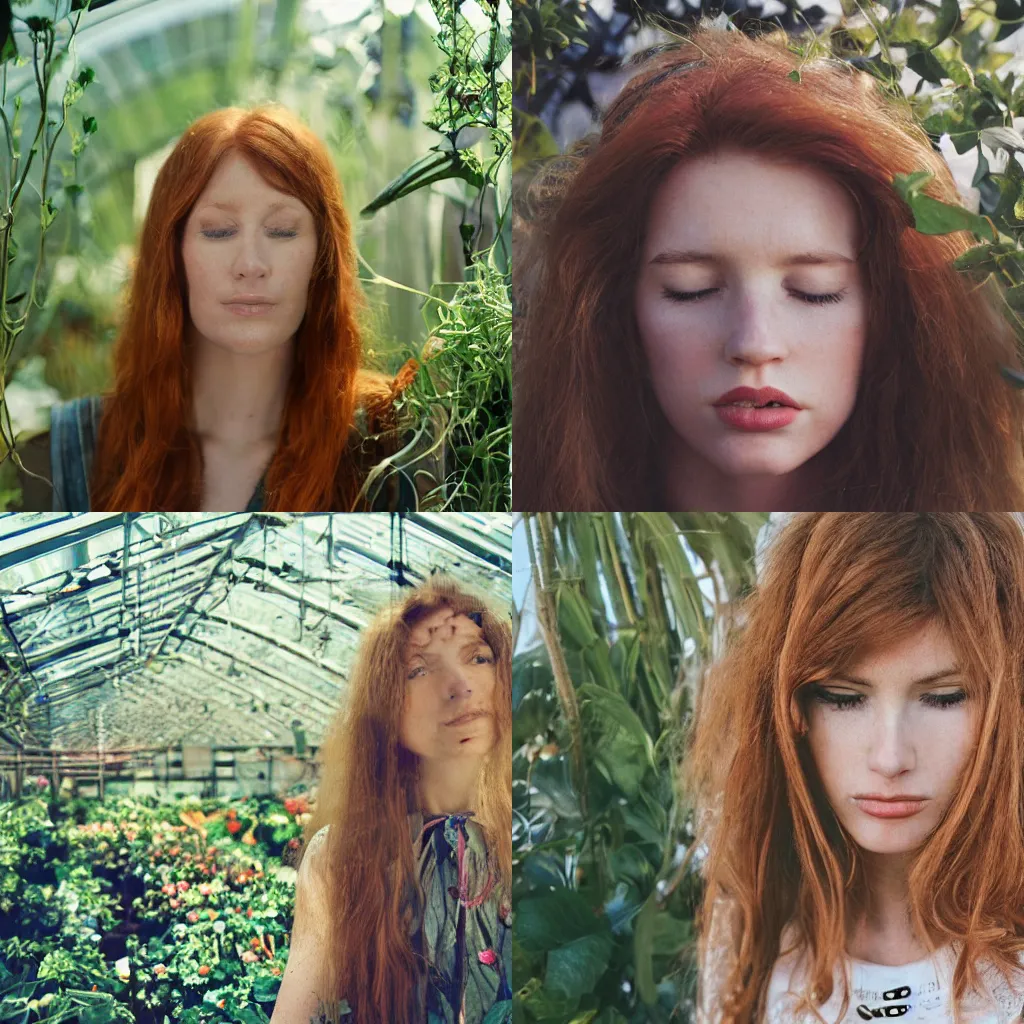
[11,395,104,512]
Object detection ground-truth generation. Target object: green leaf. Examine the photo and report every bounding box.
[250,976,280,1002]
[633,895,658,1005]
[516,889,606,952]
[980,125,1024,152]
[930,0,961,47]
[1004,283,1024,310]
[40,196,57,231]
[908,48,947,84]
[513,111,559,173]
[360,149,484,218]
[953,244,998,273]
[545,932,614,1000]
[893,173,997,240]
[481,1001,513,1024]
[556,586,599,650]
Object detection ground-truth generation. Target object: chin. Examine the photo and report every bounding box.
[701,441,816,477]
[204,331,293,356]
[846,821,932,856]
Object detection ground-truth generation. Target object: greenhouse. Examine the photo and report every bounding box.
[0,511,513,1023]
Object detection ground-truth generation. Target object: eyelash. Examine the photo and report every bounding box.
[406,654,493,680]
[201,229,297,240]
[810,687,968,712]
[662,286,845,306]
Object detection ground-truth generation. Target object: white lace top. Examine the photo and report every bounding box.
[765,940,1024,1023]
[697,910,1024,1024]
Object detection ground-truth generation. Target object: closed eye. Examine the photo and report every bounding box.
[201,229,298,239]
[662,286,845,306]
[809,686,968,711]
[407,665,426,680]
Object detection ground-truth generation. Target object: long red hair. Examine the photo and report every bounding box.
[300,575,512,1022]
[513,28,1024,510]
[686,513,1024,1022]
[90,104,396,511]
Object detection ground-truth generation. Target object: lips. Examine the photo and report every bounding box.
[712,386,801,431]
[445,710,488,727]
[854,795,929,820]
[714,386,801,410]
[224,300,276,317]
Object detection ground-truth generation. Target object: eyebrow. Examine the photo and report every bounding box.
[830,668,961,687]
[202,200,298,214]
[649,249,855,267]
[407,638,491,660]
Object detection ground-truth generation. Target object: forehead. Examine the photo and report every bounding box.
[844,619,957,680]
[406,606,486,652]
[643,149,860,264]
[193,151,308,214]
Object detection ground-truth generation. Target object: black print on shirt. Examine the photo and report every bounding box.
[855,984,911,1019]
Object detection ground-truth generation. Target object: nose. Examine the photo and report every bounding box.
[443,664,473,701]
[722,284,789,367]
[231,231,270,279]
[866,705,916,779]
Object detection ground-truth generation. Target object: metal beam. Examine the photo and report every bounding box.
[0,514,126,572]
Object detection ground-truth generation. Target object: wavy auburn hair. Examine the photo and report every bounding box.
[300,575,512,1022]
[513,27,1024,511]
[686,513,1024,1023]
[91,104,397,512]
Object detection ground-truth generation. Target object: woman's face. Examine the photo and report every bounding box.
[634,149,868,478]
[805,619,979,857]
[180,150,318,356]
[400,606,498,763]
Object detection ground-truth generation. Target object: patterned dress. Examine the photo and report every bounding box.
[413,812,512,1024]
[310,813,512,1024]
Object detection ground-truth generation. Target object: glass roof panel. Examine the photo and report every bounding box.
[0,513,511,751]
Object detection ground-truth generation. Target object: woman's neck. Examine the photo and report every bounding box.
[418,755,484,816]
[847,850,930,967]
[190,331,293,449]
[660,434,831,512]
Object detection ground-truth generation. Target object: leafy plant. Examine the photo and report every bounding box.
[513,513,769,1023]
[0,0,96,484]
[362,0,511,511]
[0,792,312,1023]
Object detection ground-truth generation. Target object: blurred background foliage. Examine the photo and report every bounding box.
[0,0,511,511]
[512,0,1024,393]
[512,513,770,1024]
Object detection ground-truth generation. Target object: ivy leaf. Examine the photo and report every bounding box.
[980,125,1024,152]
[930,0,961,47]
[893,172,997,240]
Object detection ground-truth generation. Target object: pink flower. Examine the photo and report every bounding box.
[477,949,497,966]
[187,911,200,924]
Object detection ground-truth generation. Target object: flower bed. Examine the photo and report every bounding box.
[0,791,311,1023]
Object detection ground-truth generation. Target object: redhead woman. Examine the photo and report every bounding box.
[687,513,1024,1022]
[269,576,511,1024]
[513,28,1024,511]
[16,104,440,512]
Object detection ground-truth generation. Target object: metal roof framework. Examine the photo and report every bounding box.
[0,513,512,752]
